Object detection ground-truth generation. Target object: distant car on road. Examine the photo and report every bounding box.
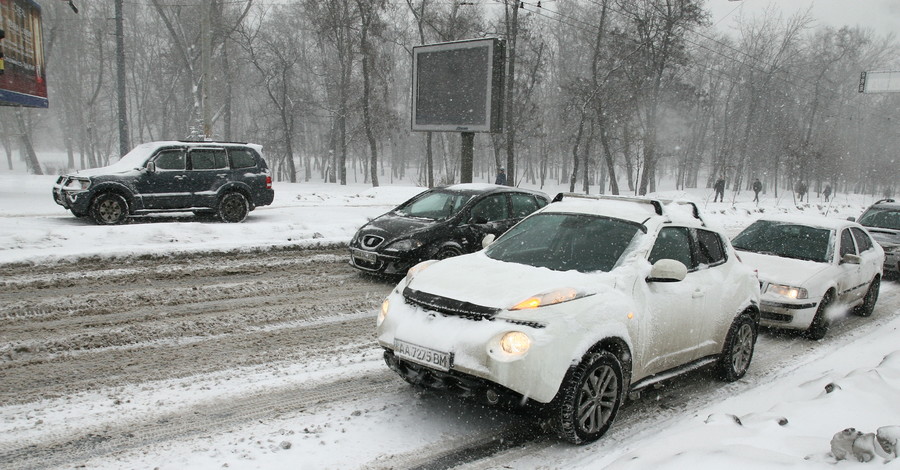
[349,184,549,275]
[854,199,899,277]
[377,193,760,444]
[732,215,884,340]
[52,141,274,225]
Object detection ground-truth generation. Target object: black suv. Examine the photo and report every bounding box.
[856,198,900,276]
[349,184,549,275]
[53,141,274,224]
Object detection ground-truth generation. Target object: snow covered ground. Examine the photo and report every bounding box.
[1,168,898,469]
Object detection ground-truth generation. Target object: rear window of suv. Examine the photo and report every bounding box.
[230,149,258,169]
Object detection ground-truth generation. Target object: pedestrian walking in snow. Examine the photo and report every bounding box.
[752,178,762,203]
[823,184,832,202]
[713,176,726,202]
[494,167,507,186]
[796,181,808,202]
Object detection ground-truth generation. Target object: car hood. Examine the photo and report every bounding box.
[737,250,829,286]
[71,165,143,178]
[360,213,440,243]
[866,228,900,248]
[406,251,621,310]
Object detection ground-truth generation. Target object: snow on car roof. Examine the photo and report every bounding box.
[444,183,504,192]
[759,213,856,231]
[545,193,706,227]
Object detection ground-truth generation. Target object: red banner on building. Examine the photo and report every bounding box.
[0,0,48,108]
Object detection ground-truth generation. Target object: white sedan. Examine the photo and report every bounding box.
[731,214,884,340]
[377,194,760,444]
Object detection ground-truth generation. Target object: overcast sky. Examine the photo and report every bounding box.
[706,0,900,38]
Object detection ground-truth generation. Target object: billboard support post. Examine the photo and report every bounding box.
[460,132,474,184]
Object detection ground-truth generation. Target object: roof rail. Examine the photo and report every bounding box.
[552,192,705,224]
[874,198,896,205]
[552,192,663,216]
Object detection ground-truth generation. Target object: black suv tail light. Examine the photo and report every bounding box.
[266,176,272,190]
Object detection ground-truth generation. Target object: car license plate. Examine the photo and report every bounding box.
[351,248,377,264]
[394,339,453,371]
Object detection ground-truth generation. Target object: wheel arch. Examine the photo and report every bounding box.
[217,182,254,208]
[579,336,634,392]
[89,183,136,214]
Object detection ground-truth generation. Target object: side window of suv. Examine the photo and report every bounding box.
[190,149,228,170]
[510,193,539,218]
[230,149,258,169]
[696,229,727,266]
[154,149,185,170]
[649,227,695,269]
[850,227,874,252]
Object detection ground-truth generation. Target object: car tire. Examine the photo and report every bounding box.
[854,276,880,317]
[435,245,463,259]
[550,350,624,444]
[806,290,833,340]
[716,313,757,382]
[90,193,129,225]
[218,192,249,223]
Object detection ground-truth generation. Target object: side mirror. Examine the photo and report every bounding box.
[647,259,687,283]
[847,216,856,222]
[146,161,157,173]
[481,234,496,249]
[841,253,861,265]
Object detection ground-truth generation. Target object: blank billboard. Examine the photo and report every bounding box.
[859,71,900,94]
[411,38,505,133]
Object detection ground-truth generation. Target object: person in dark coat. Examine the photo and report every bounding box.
[796,181,808,202]
[713,176,726,202]
[823,184,832,202]
[752,178,762,203]
[494,167,507,186]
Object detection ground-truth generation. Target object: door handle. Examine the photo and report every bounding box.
[692,288,705,298]
[216,173,227,178]
[174,175,186,180]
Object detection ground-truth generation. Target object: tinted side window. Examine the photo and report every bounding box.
[649,227,695,269]
[510,193,539,218]
[697,229,727,266]
[230,149,258,169]
[190,149,228,170]
[851,227,874,252]
[840,229,857,257]
[469,194,510,223]
[154,150,185,170]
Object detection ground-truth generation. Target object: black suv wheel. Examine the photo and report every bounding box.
[218,192,249,223]
[90,193,129,225]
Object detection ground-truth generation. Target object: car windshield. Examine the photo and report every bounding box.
[732,220,832,263]
[858,207,900,230]
[393,190,474,220]
[484,213,642,273]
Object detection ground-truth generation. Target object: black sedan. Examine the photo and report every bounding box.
[349,184,549,275]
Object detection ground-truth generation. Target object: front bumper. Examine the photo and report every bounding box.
[759,297,819,330]
[52,184,91,214]
[348,247,419,275]
[377,290,576,404]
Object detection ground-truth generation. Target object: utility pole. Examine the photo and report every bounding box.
[201,0,213,138]
[115,0,130,155]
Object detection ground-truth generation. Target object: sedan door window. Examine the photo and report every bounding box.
[510,193,539,218]
[696,229,727,267]
[153,150,185,170]
[850,227,874,252]
[840,229,858,257]
[469,194,510,223]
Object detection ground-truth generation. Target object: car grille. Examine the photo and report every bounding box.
[760,311,792,323]
[361,235,384,250]
[403,287,500,321]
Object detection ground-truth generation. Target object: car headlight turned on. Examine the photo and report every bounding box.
[510,287,586,310]
[378,298,390,327]
[500,331,531,355]
[766,283,808,299]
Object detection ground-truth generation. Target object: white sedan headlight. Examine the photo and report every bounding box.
[766,283,809,299]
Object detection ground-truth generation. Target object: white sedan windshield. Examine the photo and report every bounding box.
[485,213,641,272]
[732,220,832,263]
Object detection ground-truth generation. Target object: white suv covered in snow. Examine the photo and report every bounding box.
[376,193,760,444]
